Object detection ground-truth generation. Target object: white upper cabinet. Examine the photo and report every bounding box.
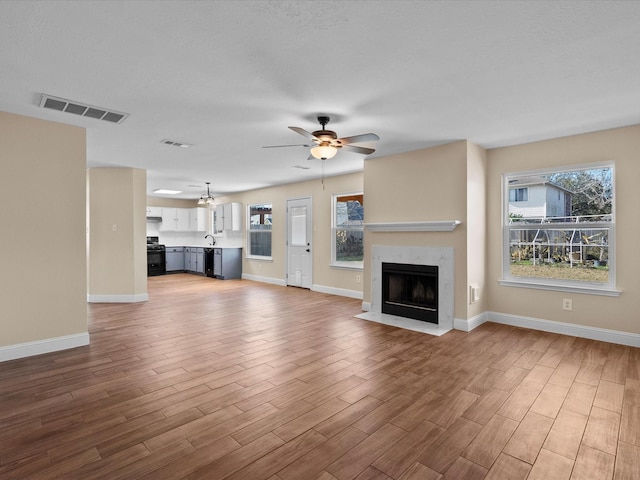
[189,208,207,232]
[146,206,162,217]
[216,203,242,232]
[215,205,224,233]
[159,207,190,231]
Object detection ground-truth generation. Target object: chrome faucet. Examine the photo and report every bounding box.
[204,234,215,246]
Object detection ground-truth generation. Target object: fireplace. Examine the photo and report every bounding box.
[356,245,453,335]
[382,263,438,323]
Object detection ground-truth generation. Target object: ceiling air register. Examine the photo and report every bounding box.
[38,94,129,124]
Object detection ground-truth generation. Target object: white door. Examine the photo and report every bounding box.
[287,197,312,289]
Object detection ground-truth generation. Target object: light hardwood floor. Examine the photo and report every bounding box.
[1,274,639,479]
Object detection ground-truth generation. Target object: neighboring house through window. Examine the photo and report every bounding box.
[248,203,272,258]
[509,187,528,202]
[332,193,364,269]
[502,163,617,296]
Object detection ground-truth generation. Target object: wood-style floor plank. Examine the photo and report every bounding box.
[0,274,639,479]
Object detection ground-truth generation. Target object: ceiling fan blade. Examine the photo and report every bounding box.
[289,126,318,141]
[343,144,375,155]
[337,133,380,145]
[262,144,311,148]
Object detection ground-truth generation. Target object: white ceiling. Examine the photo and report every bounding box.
[1,1,639,200]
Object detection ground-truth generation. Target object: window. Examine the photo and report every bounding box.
[509,187,528,202]
[248,203,272,258]
[502,163,618,295]
[332,193,364,268]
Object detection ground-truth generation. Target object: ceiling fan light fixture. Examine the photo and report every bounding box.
[310,145,337,160]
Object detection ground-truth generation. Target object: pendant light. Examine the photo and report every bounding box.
[197,182,215,206]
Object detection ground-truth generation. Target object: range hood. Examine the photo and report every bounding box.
[146,216,162,222]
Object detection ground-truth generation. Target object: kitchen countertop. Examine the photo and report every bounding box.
[167,245,242,249]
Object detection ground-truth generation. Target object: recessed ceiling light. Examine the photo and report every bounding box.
[153,189,182,195]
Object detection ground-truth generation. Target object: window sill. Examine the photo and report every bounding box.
[246,255,272,262]
[499,279,621,297]
[330,262,363,271]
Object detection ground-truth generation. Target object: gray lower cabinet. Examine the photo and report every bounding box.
[183,247,205,275]
[166,246,215,276]
[184,247,193,271]
[194,248,205,274]
[213,248,242,279]
[165,247,185,272]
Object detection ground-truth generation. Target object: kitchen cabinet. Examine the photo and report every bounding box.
[189,208,207,232]
[146,206,162,218]
[214,205,224,233]
[213,247,242,279]
[195,248,205,274]
[159,208,190,232]
[165,246,184,272]
[183,247,192,271]
[184,247,205,275]
[214,203,242,232]
[184,247,194,272]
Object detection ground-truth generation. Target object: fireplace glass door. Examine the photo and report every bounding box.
[382,263,438,323]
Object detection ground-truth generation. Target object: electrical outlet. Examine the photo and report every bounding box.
[563,298,573,311]
[355,274,361,284]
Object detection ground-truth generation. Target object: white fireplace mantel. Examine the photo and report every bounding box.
[364,220,461,232]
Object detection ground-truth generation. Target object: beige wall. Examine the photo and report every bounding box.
[220,172,364,293]
[0,112,87,347]
[487,125,640,334]
[88,167,147,298]
[147,197,202,208]
[466,141,488,318]
[363,141,471,318]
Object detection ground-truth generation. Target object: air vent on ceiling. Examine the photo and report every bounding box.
[38,94,128,124]
[162,139,192,148]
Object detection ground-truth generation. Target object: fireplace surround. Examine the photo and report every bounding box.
[357,245,454,335]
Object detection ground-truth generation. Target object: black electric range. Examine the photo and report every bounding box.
[147,236,166,276]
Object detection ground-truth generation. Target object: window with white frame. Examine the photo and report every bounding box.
[332,193,364,268]
[248,203,272,258]
[509,187,528,202]
[502,163,617,295]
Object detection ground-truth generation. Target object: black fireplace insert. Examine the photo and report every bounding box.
[382,262,438,323]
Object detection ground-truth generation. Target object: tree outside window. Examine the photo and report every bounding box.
[503,164,615,293]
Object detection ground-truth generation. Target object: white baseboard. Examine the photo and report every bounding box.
[241,274,286,286]
[0,332,90,362]
[241,275,363,300]
[358,305,640,347]
[454,312,488,332]
[87,293,149,303]
[488,311,640,348]
[312,284,363,300]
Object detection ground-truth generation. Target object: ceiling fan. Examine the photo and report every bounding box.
[263,116,379,160]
